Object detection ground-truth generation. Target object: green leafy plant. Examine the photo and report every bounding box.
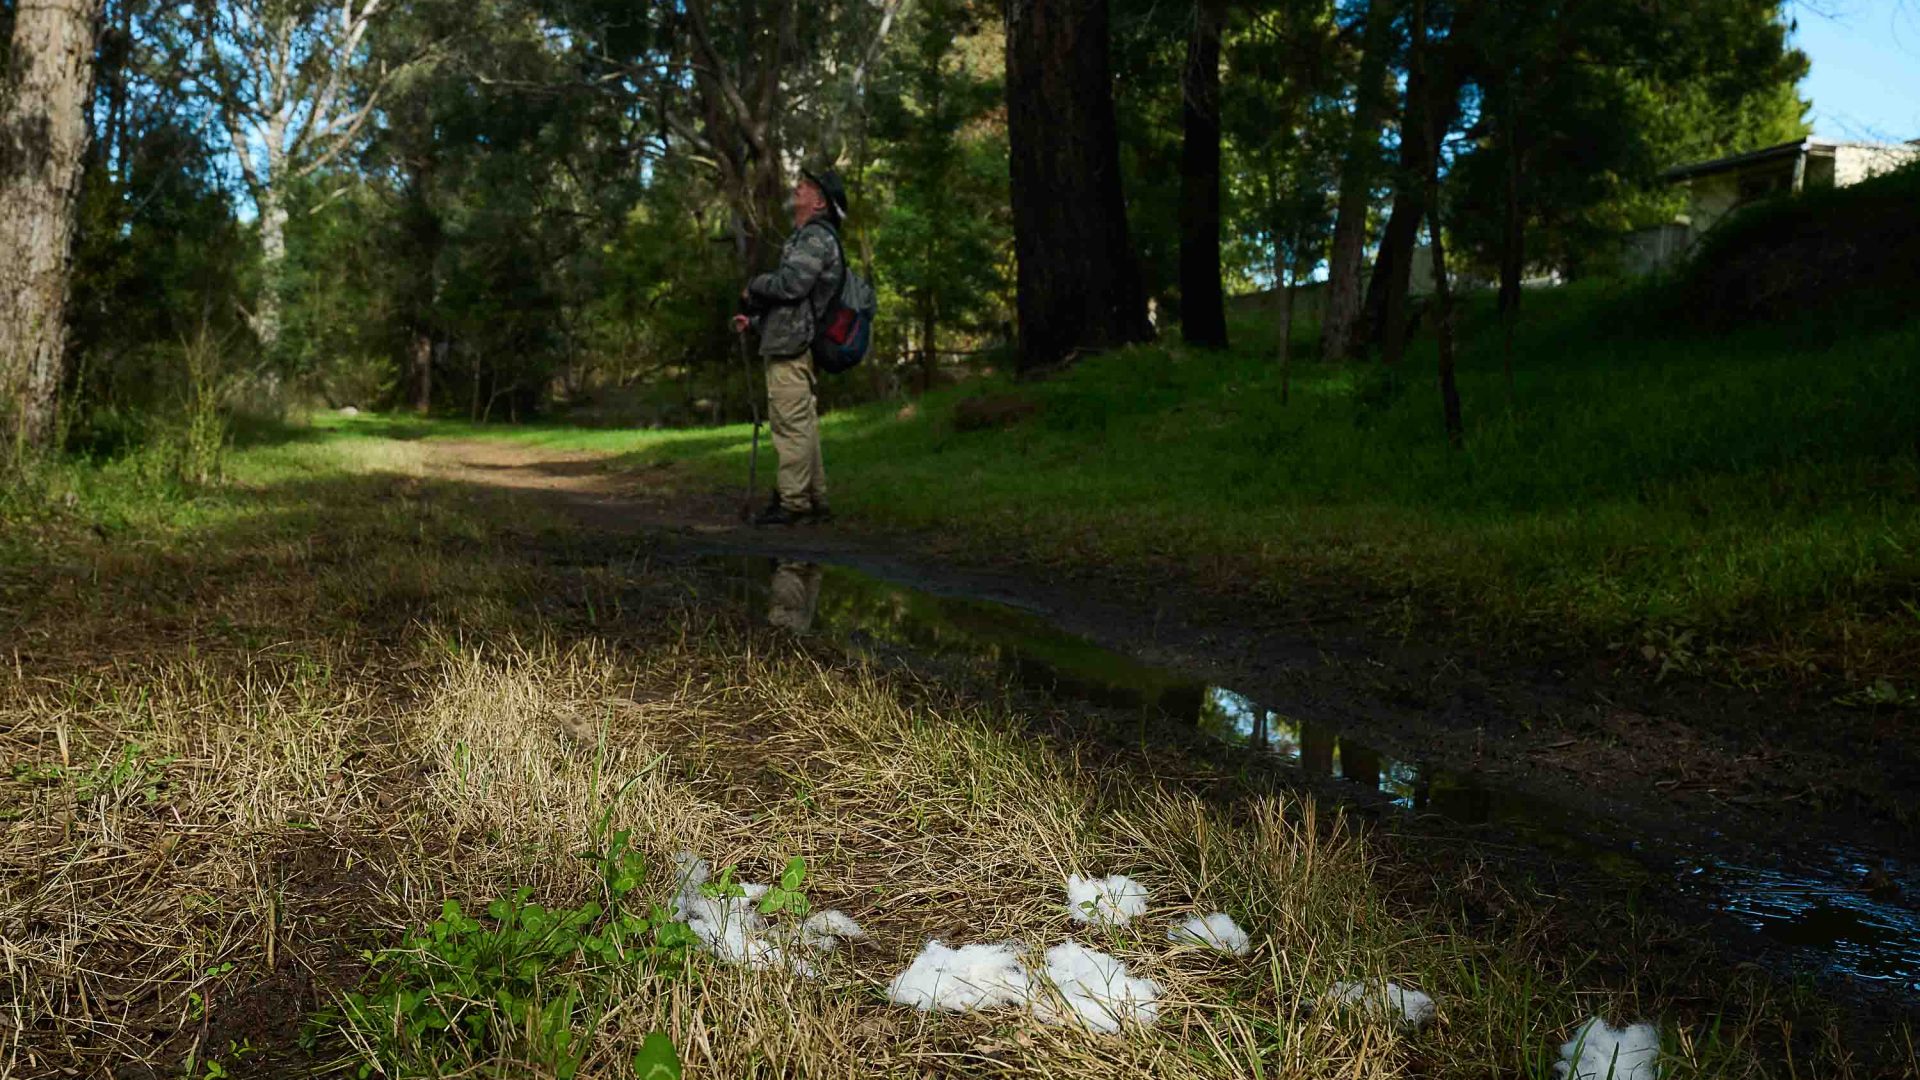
[325,831,694,1079]
[755,857,812,919]
[632,1031,683,1079]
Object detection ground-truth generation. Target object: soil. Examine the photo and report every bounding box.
[409,438,1920,1023]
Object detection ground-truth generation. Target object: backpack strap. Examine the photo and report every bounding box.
[816,219,849,311]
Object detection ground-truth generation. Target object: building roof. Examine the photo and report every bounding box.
[1661,136,1913,182]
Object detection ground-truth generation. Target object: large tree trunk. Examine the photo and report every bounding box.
[1320,0,1394,363]
[255,181,288,353]
[0,0,102,452]
[1006,0,1153,372]
[1177,0,1228,350]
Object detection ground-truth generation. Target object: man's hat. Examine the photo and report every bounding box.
[801,166,849,222]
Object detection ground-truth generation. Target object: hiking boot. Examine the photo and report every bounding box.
[753,499,807,527]
[808,500,834,524]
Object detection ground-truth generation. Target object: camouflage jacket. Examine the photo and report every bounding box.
[745,214,843,358]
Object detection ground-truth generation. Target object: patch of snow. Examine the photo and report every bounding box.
[1324,979,1436,1030]
[1031,941,1161,1033]
[799,909,866,951]
[1167,912,1251,956]
[1555,1017,1661,1080]
[669,852,831,976]
[887,940,1035,1012]
[1065,874,1149,926]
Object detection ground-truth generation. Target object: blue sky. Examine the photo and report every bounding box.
[1791,0,1920,141]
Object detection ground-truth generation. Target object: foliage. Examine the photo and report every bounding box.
[1672,158,1920,329]
[324,829,695,1078]
[868,0,1012,377]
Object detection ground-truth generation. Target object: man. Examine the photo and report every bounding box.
[733,167,847,526]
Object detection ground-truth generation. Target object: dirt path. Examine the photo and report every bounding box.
[411,436,1920,1001]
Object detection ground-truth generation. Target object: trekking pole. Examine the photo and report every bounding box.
[738,331,762,523]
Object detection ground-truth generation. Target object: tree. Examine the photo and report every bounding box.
[1006,0,1153,372]
[194,0,395,354]
[1319,0,1394,362]
[1372,0,1472,366]
[870,0,1010,389]
[1178,0,1228,348]
[0,0,103,452]
[1224,1,1341,399]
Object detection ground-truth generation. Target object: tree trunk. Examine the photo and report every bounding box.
[1006,0,1153,373]
[1277,258,1294,407]
[918,299,937,393]
[1177,0,1227,350]
[1425,143,1462,448]
[1380,0,1466,367]
[410,331,433,413]
[256,182,288,353]
[1498,82,1523,318]
[1320,0,1394,363]
[0,0,102,453]
[1499,83,1521,397]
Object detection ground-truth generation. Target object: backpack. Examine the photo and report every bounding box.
[812,223,877,375]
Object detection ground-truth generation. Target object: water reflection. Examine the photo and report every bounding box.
[707,552,1920,992]
[767,561,823,632]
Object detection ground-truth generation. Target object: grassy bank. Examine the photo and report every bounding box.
[3,429,1898,1076]
[522,282,1920,693]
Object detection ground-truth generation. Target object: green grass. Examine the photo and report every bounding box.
[505,281,1919,689]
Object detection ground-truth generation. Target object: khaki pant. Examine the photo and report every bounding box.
[766,353,826,511]
[767,561,823,632]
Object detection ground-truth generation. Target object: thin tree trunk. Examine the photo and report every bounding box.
[1320,0,1393,363]
[1006,0,1153,372]
[0,0,103,453]
[410,332,432,413]
[918,300,937,393]
[1498,76,1523,311]
[1277,257,1295,407]
[1381,0,1466,367]
[1425,159,1461,448]
[1178,0,1228,349]
[1499,83,1521,399]
[1377,0,1428,371]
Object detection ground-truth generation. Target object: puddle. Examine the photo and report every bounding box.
[705,553,1920,994]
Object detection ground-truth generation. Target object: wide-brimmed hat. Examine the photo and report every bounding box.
[800,166,849,222]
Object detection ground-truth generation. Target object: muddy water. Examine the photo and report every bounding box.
[704,554,1920,995]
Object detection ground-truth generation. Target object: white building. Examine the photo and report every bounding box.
[1624,135,1919,274]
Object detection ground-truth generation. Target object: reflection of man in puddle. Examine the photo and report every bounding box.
[767,561,824,632]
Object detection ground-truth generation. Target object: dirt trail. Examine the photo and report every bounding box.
[409,435,1920,1000]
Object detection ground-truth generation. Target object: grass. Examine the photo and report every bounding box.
[3,423,1910,1076]
[473,280,1920,692]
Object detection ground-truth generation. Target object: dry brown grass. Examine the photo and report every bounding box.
[0,430,1906,1078]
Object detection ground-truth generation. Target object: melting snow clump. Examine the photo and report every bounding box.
[1167,912,1251,956]
[1555,1017,1661,1080]
[1324,980,1436,1030]
[887,940,1034,1012]
[887,939,1161,1034]
[799,909,866,951]
[1066,874,1149,926]
[670,852,859,976]
[1032,941,1162,1033]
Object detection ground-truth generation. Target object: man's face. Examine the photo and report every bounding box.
[791,178,826,225]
